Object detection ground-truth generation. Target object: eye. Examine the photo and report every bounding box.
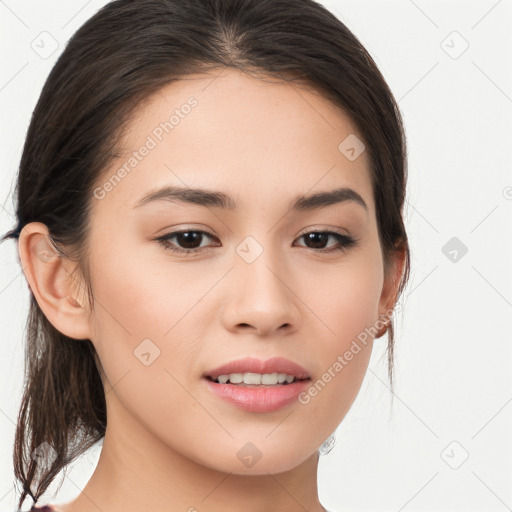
[156,229,220,255]
[155,229,358,256]
[294,230,358,253]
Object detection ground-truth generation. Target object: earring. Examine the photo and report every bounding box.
[319,432,336,455]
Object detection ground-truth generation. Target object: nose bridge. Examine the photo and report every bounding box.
[235,233,288,300]
[224,233,299,333]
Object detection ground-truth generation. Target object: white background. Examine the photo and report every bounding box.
[1,1,511,511]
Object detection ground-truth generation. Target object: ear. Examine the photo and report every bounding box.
[376,244,407,339]
[18,222,93,340]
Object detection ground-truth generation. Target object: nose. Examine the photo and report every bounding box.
[220,243,301,337]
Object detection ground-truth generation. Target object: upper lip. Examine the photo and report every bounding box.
[204,357,310,380]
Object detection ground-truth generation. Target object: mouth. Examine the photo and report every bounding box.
[203,356,311,384]
[201,357,312,412]
[204,373,311,386]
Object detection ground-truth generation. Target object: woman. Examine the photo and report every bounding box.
[2,0,410,510]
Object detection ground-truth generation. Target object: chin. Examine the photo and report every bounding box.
[190,438,318,476]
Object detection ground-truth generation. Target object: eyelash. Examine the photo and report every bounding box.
[155,229,358,256]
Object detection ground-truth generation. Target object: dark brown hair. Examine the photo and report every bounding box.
[1,0,410,508]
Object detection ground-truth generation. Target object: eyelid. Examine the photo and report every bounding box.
[155,225,358,257]
[296,225,350,237]
[154,228,219,256]
[160,225,352,239]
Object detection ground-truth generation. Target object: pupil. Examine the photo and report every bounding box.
[177,232,201,249]
[305,232,328,249]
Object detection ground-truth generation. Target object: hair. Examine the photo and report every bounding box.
[1,0,410,508]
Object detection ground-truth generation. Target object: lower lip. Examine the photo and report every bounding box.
[203,378,311,412]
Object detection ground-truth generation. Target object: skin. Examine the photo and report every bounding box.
[18,68,405,512]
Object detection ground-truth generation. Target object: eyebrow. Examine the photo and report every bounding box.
[132,185,368,213]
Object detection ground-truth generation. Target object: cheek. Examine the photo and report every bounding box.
[87,241,211,387]
[297,250,383,400]
[86,249,207,438]
[89,236,211,337]
[301,251,384,347]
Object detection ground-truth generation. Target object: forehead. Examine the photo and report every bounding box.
[93,68,374,218]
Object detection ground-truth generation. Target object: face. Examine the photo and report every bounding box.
[83,68,391,474]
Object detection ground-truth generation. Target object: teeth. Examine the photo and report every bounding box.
[262,373,279,384]
[228,373,244,384]
[214,372,298,385]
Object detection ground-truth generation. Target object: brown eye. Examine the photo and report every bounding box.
[295,231,358,253]
[156,230,220,254]
[155,229,358,257]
